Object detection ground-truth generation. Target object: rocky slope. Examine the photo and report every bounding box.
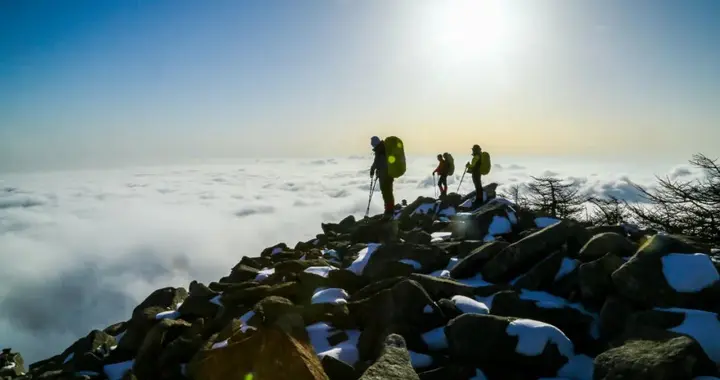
[2,185,720,380]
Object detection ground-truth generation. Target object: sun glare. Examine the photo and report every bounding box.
[417,0,528,70]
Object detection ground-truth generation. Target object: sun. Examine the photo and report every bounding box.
[416,0,527,70]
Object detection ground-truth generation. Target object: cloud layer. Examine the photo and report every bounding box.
[0,155,702,363]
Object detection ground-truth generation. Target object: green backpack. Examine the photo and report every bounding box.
[384,136,406,178]
[479,151,491,175]
[443,153,455,175]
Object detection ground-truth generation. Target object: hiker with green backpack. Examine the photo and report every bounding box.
[369,135,406,219]
[465,144,491,203]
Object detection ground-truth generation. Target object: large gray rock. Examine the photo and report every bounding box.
[361,242,450,281]
[445,314,571,379]
[178,283,221,320]
[449,241,509,279]
[321,215,357,235]
[0,349,25,378]
[577,232,636,262]
[358,334,420,380]
[434,240,488,259]
[450,200,515,241]
[513,250,568,291]
[490,290,600,355]
[578,253,626,303]
[598,296,637,342]
[350,218,399,244]
[408,274,476,300]
[594,335,717,380]
[350,279,446,361]
[482,220,590,282]
[133,319,191,380]
[612,234,720,310]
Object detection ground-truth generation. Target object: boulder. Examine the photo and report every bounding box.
[433,240,487,259]
[450,200,516,241]
[131,287,188,325]
[158,333,206,378]
[260,242,289,258]
[577,232,636,262]
[326,269,366,295]
[349,279,445,334]
[220,282,301,308]
[360,242,449,281]
[190,327,328,380]
[133,319,191,380]
[435,298,463,320]
[482,220,590,282]
[408,274,476,300]
[235,256,273,270]
[594,335,717,380]
[404,229,432,245]
[363,261,415,283]
[358,334,420,380]
[620,308,720,365]
[321,215,357,236]
[490,290,600,355]
[396,197,439,230]
[301,303,355,330]
[253,296,296,325]
[178,290,222,320]
[459,183,499,207]
[59,330,116,374]
[449,241,509,279]
[612,234,720,310]
[103,321,128,337]
[352,219,399,244]
[445,314,571,379]
[220,264,262,284]
[350,279,446,360]
[512,250,568,291]
[0,348,25,378]
[274,259,334,275]
[350,277,406,302]
[598,296,637,342]
[577,253,625,303]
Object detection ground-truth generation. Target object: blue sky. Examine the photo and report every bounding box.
[1,0,719,171]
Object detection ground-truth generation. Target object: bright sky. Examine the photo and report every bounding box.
[1,0,719,171]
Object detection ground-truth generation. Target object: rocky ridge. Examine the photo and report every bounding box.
[2,184,720,380]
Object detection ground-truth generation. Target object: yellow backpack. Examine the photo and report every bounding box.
[384,136,406,178]
[479,151,491,175]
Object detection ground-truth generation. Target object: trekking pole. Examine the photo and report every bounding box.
[456,169,467,193]
[364,176,378,218]
[433,173,437,198]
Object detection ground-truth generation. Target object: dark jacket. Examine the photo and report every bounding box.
[433,161,448,176]
[370,141,388,177]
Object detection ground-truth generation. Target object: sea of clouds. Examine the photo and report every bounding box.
[0,154,703,363]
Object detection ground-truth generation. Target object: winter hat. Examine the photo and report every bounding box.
[371,136,381,148]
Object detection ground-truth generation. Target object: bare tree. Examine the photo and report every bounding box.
[625,153,720,242]
[501,184,529,208]
[525,176,585,219]
[586,195,628,225]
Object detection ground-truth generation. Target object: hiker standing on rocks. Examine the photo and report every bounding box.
[466,144,484,203]
[370,136,395,219]
[432,154,449,197]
